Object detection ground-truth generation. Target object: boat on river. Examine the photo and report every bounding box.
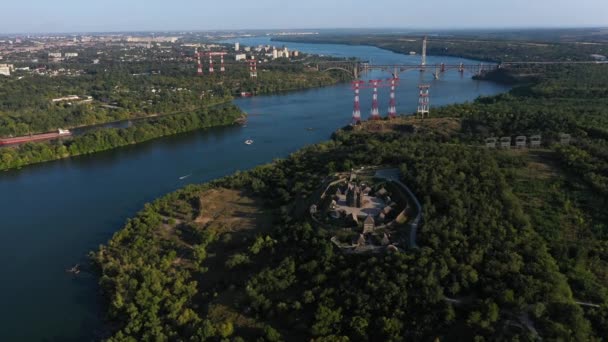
[66,264,80,275]
[245,139,254,145]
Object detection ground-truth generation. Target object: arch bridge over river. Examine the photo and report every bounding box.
[315,60,608,79]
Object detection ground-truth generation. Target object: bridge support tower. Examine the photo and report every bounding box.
[421,36,427,71]
[249,57,257,78]
[351,80,365,124]
[433,65,440,80]
[195,48,203,76]
[387,77,398,119]
[369,80,382,120]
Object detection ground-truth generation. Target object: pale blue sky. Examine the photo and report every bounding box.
[2,0,607,33]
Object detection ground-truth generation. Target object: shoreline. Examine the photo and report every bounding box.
[0,104,246,172]
[270,36,503,65]
[0,70,347,172]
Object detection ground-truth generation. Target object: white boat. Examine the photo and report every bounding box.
[245,139,254,145]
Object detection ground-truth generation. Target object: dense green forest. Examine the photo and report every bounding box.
[0,104,243,170]
[83,33,608,340]
[93,127,607,341]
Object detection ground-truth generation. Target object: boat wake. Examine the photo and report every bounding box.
[179,174,192,180]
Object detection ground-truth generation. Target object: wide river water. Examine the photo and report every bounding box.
[0,37,510,341]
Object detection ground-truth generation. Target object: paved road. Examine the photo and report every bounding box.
[574,301,601,308]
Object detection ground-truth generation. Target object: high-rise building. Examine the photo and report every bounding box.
[234,42,240,51]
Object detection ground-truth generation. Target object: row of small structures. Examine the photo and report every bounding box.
[485,133,572,149]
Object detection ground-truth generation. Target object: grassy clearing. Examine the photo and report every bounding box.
[356,117,462,137]
[189,188,274,334]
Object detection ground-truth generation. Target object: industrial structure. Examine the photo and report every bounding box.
[193,50,228,76]
[387,77,398,118]
[421,36,427,70]
[369,80,382,120]
[351,80,365,124]
[417,85,430,118]
[249,57,257,78]
[195,48,203,76]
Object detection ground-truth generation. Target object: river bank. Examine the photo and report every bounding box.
[0,38,511,341]
[270,34,607,63]
[0,104,245,171]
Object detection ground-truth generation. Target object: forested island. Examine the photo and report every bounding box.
[92,34,608,341]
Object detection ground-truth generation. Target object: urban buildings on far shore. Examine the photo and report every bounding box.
[232,40,301,62]
[0,63,14,76]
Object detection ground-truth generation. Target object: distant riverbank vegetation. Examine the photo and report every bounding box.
[274,34,608,63]
[0,104,243,171]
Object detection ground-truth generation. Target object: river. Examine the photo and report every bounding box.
[0,37,510,341]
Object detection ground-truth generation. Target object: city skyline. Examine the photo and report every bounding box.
[1,0,607,34]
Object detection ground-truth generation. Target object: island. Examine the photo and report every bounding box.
[92,35,608,339]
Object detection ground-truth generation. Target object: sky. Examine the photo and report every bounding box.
[1,0,607,33]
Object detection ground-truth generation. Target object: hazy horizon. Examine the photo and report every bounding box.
[1,0,607,34]
[3,26,608,36]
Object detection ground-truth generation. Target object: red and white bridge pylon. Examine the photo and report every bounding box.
[369,79,382,120]
[351,80,365,124]
[195,48,203,76]
[249,57,258,78]
[194,51,228,76]
[387,77,399,119]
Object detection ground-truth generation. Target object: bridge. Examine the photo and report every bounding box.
[315,61,503,79]
[313,61,365,79]
[314,60,607,79]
